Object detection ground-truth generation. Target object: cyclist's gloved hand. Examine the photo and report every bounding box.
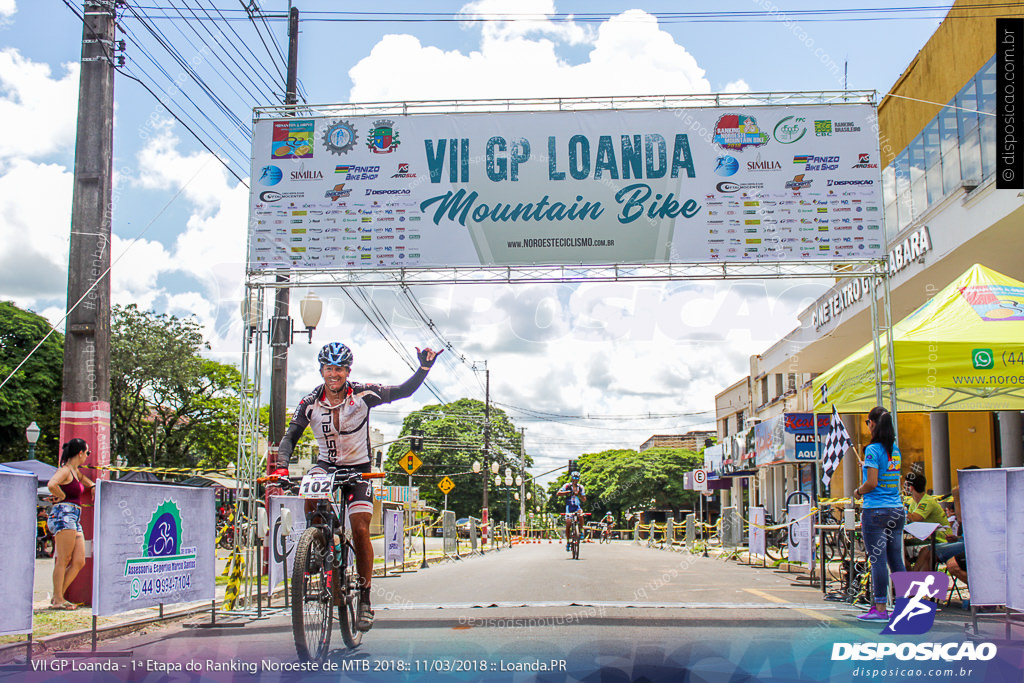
[272,468,290,480]
[416,347,443,368]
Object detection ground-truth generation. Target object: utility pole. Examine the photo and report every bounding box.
[519,428,526,536]
[268,6,300,463]
[482,366,490,545]
[61,0,118,606]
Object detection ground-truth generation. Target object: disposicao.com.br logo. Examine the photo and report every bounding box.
[832,572,998,662]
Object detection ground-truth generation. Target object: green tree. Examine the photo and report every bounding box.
[383,398,531,522]
[0,302,63,462]
[545,447,704,521]
[110,304,241,469]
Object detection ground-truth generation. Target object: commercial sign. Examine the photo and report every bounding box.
[93,481,215,617]
[248,104,883,269]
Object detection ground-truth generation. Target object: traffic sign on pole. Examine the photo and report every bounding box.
[400,450,422,475]
[438,476,455,495]
[693,468,708,492]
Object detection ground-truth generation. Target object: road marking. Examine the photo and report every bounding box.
[376,600,849,611]
[742,588,840,623]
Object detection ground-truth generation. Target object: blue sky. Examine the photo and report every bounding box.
[0,1,948,478]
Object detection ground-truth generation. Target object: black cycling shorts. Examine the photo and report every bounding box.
[308,461,374,516]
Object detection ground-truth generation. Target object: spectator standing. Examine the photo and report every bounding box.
[45,439,95,610]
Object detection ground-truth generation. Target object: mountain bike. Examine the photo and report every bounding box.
[264,468,384,661]
[564,511,590,560]
[600,522,613,544]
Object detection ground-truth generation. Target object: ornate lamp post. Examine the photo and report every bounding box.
[25,421,40,459]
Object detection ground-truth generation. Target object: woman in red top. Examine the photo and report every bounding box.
[45,439,95,610]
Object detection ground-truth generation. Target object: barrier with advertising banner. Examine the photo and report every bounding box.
[92,481,216,616]
[442,510,457,555]
[788,502,814,565]
[0,471,36,636]
[959,467,1024,608]
[749,507,766,557]
[248,103,883,270]
[384,509,404,564]
[268,496,307,588]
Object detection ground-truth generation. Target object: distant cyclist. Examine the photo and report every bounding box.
[273,342,442,632]
[557,471,586,551]
[600,511,615,541]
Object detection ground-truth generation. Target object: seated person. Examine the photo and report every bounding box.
[902,472,950,571]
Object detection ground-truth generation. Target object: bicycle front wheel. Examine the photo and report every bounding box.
[291,526,334,662]
[571,525,580,560]
[337,537,363,648]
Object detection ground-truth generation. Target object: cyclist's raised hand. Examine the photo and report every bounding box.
[416,347,443,368]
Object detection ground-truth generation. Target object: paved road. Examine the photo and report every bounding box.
[13,542,1023,682]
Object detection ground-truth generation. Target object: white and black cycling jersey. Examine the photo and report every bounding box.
[277,368,428,468]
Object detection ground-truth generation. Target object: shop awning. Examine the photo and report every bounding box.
[813,264,1024,413]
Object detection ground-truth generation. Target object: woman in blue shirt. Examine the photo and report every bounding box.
[853,406,905,621]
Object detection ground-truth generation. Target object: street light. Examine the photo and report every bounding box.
[25,421,40,459]
[242,290,323,345]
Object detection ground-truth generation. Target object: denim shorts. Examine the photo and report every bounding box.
[47,503,82,534]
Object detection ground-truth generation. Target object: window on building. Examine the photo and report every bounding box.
[788,373,797,392]
[760,376,769,405]
[736,410,744,433]
[775,373,784,398]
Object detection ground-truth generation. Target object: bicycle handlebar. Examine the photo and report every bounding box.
[257,471,387,486]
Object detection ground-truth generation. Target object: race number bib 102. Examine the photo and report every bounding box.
[299,472,333,499]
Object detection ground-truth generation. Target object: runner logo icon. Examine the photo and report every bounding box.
[881,572,949,635]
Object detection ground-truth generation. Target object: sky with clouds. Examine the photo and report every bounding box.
[0,1,947,482]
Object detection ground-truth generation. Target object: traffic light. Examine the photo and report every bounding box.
[567,459,577,473]
[410,429,424,452]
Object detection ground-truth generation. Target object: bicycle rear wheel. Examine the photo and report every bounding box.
[571,524,580,560]
[291,526,334,662]
[337,536,363,648]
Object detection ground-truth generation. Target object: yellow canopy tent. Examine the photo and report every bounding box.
[813,264,1024,413]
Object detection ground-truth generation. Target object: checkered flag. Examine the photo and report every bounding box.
[821,405,854,487]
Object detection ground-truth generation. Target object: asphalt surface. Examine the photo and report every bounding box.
[9,542,1024,683]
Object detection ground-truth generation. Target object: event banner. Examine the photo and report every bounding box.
[0,471,36,636]
[268,496,307,589]
[92,481,216,617]
[248,105,883,269]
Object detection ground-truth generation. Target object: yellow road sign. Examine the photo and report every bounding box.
[438,476,455,495]
[400,450,422,475]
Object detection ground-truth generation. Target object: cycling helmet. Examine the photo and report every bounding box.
[570,470,580,480]
[606,511,612,516]
[318,342,353,368]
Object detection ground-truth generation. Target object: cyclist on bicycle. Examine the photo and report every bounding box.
[600,511,615,541]
[556,471,586,552]
[272,341,442,632]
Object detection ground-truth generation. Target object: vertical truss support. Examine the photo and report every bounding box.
[868,264,898,437]
[235,284,265,609]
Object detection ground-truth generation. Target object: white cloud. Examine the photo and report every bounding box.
[348,9,712,101]
[0,49,78,161]
[459,0,593,46]
[0,1,15,19]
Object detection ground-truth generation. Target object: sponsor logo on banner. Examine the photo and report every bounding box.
[713,114,769,151]
[834,121,863,133]
[852,153,879,169]
[259,190,303,202]
[289,166,325,182]
[814,120,833,136]
[785,174,813,190]
[321,120,358,155]
[715,181,765,193]
[391,163,418,178]
[123,500,198,600]
[325,184,352,202]
[827,179,874,186]
[258,165,283,186]
[272,119,315,159]
[773,116,808,144]
[714,155,739,176]
[959,283,1024,321]
[746,156,781,172]
[365,188,412,196]
[367,119,400,154]
[794,155,839,171]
